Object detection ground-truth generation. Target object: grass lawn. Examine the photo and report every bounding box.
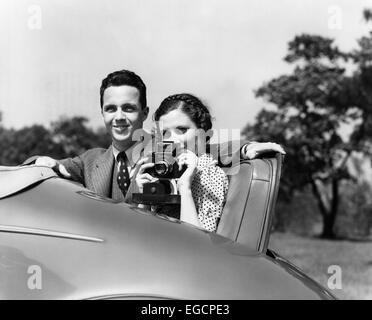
[269,232,372,300]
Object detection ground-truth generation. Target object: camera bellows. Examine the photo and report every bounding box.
[117,151,130,197]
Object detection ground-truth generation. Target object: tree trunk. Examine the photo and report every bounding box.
[311,178,339,239]
[320,178,339,239]
[320,213,336,239]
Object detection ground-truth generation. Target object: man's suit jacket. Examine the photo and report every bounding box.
[58,145,132,202]
[24,140,247,202]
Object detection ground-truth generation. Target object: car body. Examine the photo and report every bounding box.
[0,159,336,300]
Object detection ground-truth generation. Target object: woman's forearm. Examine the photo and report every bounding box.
[179,188,202,228]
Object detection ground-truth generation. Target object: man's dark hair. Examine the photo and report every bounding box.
[100,69,147,109]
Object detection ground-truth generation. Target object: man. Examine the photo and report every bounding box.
[32,69,285,202]
[32,70,149,202]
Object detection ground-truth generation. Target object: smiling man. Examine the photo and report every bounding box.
[34,70,150,202]
[101,74,149,152]
[32,69,285,202]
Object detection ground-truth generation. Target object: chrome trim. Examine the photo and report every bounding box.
[86,293,179,300]
[0,225,104,243]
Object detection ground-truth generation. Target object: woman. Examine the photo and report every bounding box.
[136,93,228,232]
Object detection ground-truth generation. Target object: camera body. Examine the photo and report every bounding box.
[145,141,185,179]
[132,141,186,205]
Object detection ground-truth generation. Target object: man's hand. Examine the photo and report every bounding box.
[35,156,71,178]
[241,142,286,160]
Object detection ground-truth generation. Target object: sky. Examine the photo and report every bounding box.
[0,0,371,137]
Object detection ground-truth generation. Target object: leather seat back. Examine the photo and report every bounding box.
[217,153,283,252]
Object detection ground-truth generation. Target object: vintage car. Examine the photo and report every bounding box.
[0,154,335,299]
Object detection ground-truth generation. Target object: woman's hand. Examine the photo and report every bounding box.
[176,150,202,228]
[35,156,71,178]
[135,157,158,192]
[177,150,198,193]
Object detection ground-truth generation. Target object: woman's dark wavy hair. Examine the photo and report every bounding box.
[154,93,213,131]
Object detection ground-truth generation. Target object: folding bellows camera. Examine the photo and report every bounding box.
[132,141,186,205]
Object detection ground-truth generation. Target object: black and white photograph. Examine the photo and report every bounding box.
[0,0,371,303]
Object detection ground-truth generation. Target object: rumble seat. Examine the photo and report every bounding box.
[217,153,283,253]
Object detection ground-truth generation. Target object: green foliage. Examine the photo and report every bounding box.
[51,116,110,157]
[244,12,372,238]
[244,34,352,201]
[363,8,372,21]
[284,34,348,63]
[0,116,111,165]
[336,181,372,240]
[0,125,65,165]
[273,188,322,236]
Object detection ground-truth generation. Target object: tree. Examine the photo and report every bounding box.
[346,9,372,156]
[0,116,111,165]
[0,125,65,165]
[51,116,111,157]
[243,28,372,238]
[336,180,372,239]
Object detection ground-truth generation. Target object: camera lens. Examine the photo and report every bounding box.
[154,161,171,176]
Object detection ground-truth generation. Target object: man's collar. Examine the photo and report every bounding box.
[112,130,153,166]
[112,142,141,167]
